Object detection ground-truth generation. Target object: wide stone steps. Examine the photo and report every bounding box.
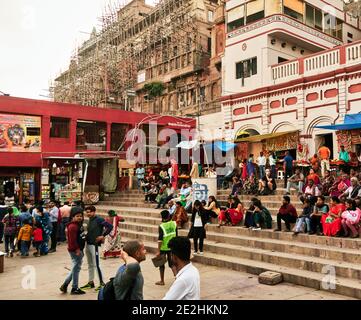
[105,194,300,203]
[96,205,361,250]
[114,214,361,263]
[120,231,361,299]
[97,201,303,217]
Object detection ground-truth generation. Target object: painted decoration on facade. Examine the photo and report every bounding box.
[286,97,297,106]
[0,113,41,152]
[236,142,248,161]
[192,182,209,202]
[265,132,299,152]
[348,83,361,94]
[233,107,246,116]
[336,130,361,151]
[306,92,318,101]
[324,89,338,98]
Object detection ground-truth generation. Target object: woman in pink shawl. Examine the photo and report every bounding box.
[329,174,350,198]
[170,159,179,190]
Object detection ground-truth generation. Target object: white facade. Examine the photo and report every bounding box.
[221,0,361,157]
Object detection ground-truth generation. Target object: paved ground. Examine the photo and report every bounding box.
[0,244,354,300]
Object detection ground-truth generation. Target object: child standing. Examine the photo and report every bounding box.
[294,199,313,235]
[2,207,18,257]
[18,221,33,257]
[32,223,43,257]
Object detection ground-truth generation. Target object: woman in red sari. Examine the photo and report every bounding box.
[321,196,346,237]
[219,196,244,226]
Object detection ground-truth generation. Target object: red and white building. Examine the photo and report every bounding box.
[0,96,195,203]
[220,0,361,157]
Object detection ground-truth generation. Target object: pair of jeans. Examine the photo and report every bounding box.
[85,244,104,284]
[286,181,304,193]
[64,251,84,289]
[40,235,49,254]
[193,227,204,253]
[50,222,58,250]
[0,222,4,242]
[295,216,311,233]
[310,215,323,233]
[320,159,330,177]
[270,165,276,179]
[284,167,293,188]
[4,235,15,253]
[20,240,30,256]
[276,213,297,230]
[259,165,265,179]
[59,217,70,242]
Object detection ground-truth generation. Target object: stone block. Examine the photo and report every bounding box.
[258,271,283,285]
[0,251,4,273]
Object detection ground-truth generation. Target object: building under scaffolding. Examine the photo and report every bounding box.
[52,0,223,117]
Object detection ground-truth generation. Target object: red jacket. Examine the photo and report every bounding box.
[67,221,81,252]
[278,204,297,218]
[33,228,43,242]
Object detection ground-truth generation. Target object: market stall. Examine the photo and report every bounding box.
[315,114,361,170]
[42,157,84,204]
[235,130,300,176]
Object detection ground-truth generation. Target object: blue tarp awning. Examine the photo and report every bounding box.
[203,141,236,152]
[315,113,361,130]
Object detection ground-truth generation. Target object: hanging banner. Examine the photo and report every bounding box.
[0,113,41,152]
[266,132,299,151]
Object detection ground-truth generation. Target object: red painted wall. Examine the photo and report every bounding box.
[0,96,196,167]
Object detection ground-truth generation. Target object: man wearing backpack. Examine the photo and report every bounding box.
[99,240,146,300]
[155,210,177,286]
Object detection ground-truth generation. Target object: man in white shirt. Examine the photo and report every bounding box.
[163,236,200,300]
[256,152,267,179]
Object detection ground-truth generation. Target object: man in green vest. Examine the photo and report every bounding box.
[155,210,177,286]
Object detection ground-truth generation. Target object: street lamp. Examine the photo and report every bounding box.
[344,0,361,18]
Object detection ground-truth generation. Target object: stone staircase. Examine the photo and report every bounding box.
[95,184,361,299]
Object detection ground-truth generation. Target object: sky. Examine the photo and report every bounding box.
[0,0,154,100]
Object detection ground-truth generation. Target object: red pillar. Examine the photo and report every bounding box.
[106,122,111,151]
[340,46,346,65]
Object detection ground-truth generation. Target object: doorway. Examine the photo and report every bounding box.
[315,133,334,159]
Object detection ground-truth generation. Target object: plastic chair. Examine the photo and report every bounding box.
[277,170,284,180]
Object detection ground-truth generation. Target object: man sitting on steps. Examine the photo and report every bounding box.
[274,195,298,232]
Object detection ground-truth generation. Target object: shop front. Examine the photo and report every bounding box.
[0,168,39,205]
[316,114,361,171]
[235,130,300,175]
[42,157,84,204]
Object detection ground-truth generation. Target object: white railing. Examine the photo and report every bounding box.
[272,61,299,80]
[304,50,339,73]
[346,42,361,64]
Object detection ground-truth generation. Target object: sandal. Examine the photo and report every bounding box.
[155,281,165,286]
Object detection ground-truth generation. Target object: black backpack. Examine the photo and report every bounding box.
[100,265,134,301]
[102,278,116,300]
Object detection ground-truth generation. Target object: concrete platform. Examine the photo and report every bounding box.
[0,244,354,300]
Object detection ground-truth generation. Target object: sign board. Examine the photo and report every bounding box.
[41,168,49,185]
[137,71,146,84]
[192,178,217,202]
[118,159,136,169]
[0,113,41,152]
[126,90,136,97]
